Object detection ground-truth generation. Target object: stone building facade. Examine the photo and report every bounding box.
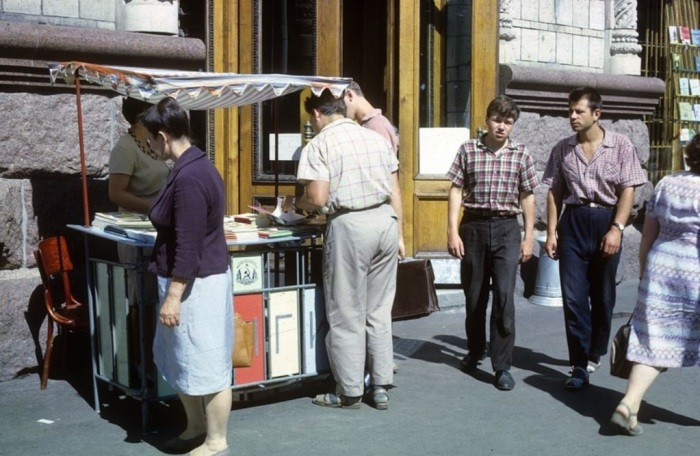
[0,0,664,381]
[496,0,662,281]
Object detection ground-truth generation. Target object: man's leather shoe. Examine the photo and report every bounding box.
[459,353,484,373]
[495,370,515,391]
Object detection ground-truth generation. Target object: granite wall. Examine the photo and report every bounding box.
[0,91,123,381]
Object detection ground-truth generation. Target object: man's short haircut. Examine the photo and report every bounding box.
[346,81,364,97]
[684,132,700,173]
[486,95,520,122]
[569,86,602,112]
[304,89,347,117]
[122,97,152,125]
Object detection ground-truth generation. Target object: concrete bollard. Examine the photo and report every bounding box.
[528,236,563,307]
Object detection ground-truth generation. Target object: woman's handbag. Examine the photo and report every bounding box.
[391,259,440,321]
[233,312,254,368]
[610,314,634,379]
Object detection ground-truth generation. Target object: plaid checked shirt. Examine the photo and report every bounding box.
[542,129,646,206]
[446,136,539,216]
[297,118,398,215]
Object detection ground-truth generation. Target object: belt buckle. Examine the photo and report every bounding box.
[588,202,603,208]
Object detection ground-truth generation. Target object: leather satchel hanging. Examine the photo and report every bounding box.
[610,314,634,379]
[392,259,440,321]
[233,312,254,368]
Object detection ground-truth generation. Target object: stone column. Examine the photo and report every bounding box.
[116,0,180,36]
[609,0,642,75]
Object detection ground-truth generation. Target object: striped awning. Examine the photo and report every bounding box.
[49,61,352,109]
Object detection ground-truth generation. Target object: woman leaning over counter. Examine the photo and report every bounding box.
[142,97,233,456]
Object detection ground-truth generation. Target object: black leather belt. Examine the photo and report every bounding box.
[464,212,517,222]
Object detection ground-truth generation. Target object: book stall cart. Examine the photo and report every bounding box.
[50,62,352,431]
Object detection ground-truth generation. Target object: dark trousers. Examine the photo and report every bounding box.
[459,216,521,372]
[558,205,621,369]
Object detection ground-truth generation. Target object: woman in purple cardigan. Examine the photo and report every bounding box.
[143,97,232,456]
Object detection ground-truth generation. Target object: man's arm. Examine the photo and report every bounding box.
[447,184,465,259]
[600,186,635,256]
[296,180,329,212]
[389,171,406,259]
[544,189,562,259]
[519,191,535,263]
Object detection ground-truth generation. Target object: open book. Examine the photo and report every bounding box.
[249,196,307,226]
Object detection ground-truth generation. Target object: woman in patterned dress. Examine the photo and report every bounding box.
[610,134,700,436]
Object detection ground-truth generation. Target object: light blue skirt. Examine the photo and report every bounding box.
[153,269,233,395]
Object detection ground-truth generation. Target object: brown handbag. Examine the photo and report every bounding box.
[391,259,440,321]
[233,312,254,368]
[610,315,633,379]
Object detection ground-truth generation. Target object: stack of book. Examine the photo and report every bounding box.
[258,227,294,239]
[224,214,263,241]
[92,212,153,230]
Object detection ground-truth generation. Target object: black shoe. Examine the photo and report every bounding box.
[565,366,589,391]
[495,370,515,391]
[459,353,483,373]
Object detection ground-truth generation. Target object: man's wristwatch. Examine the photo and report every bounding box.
[612,221,625,232]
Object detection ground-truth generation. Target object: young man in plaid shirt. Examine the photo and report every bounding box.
[446,96,539,391]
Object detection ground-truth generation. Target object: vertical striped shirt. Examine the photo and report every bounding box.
[542,129,646,206]
[446,135,539,216]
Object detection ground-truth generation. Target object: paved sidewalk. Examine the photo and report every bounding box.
[1,280,699,456]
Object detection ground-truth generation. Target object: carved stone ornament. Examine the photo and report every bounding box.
[499,0,516,41]
[611,0,642,55]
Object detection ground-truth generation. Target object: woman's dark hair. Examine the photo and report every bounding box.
[121,97,152,125]
[569,86,602,112]
[304,89,347,117]
[141,97,191,140]
[486,95,520,122]
[684,133,700,173]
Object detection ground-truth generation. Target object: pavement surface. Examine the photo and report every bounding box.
[1,280,699,456]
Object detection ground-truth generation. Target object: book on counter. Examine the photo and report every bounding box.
[693,104,700,121]
[681,127,696,142]
[92,212,153,229]
[695,55,700,71]
[692,28,700,46]
[680,26,692,45]
[672,52,682,70]
[669,25,679,44]
[679,77,690,95]
[679,101,695,121]
[690,78,700,96]
[258,228,294,238]
[124,228,157,243]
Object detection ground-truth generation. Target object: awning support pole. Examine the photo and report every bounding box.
[74,72,91,227]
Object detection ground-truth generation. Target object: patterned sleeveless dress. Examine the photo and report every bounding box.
[627,171,700,368]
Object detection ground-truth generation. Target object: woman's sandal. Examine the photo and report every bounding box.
[610,402,643,436]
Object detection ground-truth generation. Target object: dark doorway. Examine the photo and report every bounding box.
[342,1,393,121]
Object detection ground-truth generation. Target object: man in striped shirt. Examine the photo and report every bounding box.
[446,96,539,391]
[542,86,646,391]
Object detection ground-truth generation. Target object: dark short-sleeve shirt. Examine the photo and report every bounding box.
[148,146,228,279]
